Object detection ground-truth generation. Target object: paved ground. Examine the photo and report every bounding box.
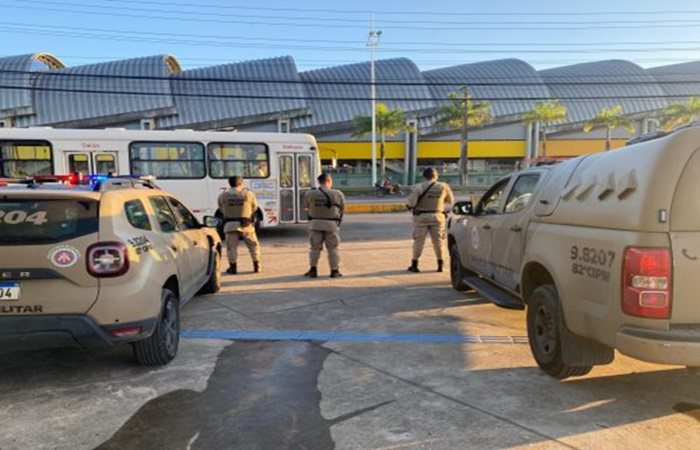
[1,213,700,449]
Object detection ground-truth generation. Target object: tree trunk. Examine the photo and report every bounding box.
[541,125,547,158]
[459,128,469,186]
[380,133,386,179]
[606,127,611,151]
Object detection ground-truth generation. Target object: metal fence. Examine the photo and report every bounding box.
[328,169,509,188]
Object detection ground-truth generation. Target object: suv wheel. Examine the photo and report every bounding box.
[449,243,471,292]
[134,289,180,366]
[526,285,592,380]
[198,248,222,295]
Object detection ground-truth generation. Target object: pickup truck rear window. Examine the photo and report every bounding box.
[0,199,98,245]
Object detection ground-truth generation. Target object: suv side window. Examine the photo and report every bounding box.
[505,174,541,214]
[124,199,152,231]
[148,196,178,233]
[167,197,200,230]
[476,178,510,215]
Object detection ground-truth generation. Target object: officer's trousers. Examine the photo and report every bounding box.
[412,214,446,261]
[309,230,340,270]
[226,227,261,264]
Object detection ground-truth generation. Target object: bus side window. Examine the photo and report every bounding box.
[207,143,269,179]
[0,140,53,177]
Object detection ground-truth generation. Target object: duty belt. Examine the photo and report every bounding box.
[308,216,341,222]
[414,210,440,216]
[309,216,343,223]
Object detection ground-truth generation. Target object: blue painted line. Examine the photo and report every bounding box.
[181,329,529,345]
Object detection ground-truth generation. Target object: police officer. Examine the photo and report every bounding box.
[406,167,454,273]
[303,173,345,278]
[217,176,261,274]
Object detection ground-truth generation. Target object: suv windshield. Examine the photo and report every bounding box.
[0,198,99,245]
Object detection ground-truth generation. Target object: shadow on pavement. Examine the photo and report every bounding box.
[97,341,391,450]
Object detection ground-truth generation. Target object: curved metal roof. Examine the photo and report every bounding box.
[0,53,65,116]
[539,60,668,124]
[647,61,700,99]
[16,55,177,127]
[296,57,436,132]
[159,56,308,129]
[422,59,551,119]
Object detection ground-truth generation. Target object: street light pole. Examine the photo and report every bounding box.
[367,15,382,186]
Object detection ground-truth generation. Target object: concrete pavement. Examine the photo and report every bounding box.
[1,213,699,449]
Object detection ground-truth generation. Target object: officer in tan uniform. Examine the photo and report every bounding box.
[217,176,261,274]
[303,173,345,278]
[407,167,454,273]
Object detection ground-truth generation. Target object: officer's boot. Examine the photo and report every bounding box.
[253,261,262,273]
[330,269,343,278]
[437,260,444,273]
[407,260,420,273]
[304,267,318,278]
[227,263,237,275]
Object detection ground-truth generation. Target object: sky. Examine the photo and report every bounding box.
[3,0,700,71]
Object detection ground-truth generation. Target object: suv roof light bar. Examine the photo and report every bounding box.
[0,174,159,191]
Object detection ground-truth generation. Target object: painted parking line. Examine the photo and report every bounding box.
[181,329,529,345]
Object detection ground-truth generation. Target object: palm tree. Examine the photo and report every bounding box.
[521,100,567,158]
[434,91,492,186]
[582,105,636,151]
[352,103,409,179]
[661,97,700,131]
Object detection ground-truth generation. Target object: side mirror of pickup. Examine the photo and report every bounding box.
[203,215,223,228]
[453,201,473,216]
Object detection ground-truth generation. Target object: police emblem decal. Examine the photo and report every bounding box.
[48,246,80,268]
[471,226,480,250]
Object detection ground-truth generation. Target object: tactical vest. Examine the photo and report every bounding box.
[221,188,254,220]
[415,182,448,213]
[308,188,341,220]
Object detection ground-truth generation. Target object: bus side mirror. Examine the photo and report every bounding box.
[203,216,222,228]
[453,201,473,216]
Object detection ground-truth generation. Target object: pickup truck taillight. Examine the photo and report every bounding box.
[87,242,129,278]
[622,247,672,319]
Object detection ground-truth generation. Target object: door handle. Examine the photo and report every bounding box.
[510,226,523,232]
[482,224,492,230]
[170,245,178,252]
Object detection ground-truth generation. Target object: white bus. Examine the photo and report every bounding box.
[0,128,319,228]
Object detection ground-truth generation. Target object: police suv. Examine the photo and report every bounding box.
[448,125,700,379]
[0,175,222,365]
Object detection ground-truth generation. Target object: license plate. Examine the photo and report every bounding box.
[0,282,20,301]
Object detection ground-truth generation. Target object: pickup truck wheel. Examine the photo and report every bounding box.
[197,248,221,295]
[133,289,180,366]
[449,243,472,292]
[527,285,592,379]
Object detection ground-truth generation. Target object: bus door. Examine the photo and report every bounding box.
[65,152,118,176]
[278,153,314,223]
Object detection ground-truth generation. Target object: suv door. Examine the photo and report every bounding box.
[167,196,209,287]
[490,173,542,291]
[148,196,197,298]
[461,177,511,277]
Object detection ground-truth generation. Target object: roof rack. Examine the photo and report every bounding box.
[93,175,159,191]
[528,157,569,167]
[625,131,669,146]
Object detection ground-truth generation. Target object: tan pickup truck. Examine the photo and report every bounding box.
[448,125,700,379]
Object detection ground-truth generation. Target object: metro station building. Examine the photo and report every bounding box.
[1,52,696,185]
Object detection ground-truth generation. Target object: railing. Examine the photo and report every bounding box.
[327,169,510,188]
